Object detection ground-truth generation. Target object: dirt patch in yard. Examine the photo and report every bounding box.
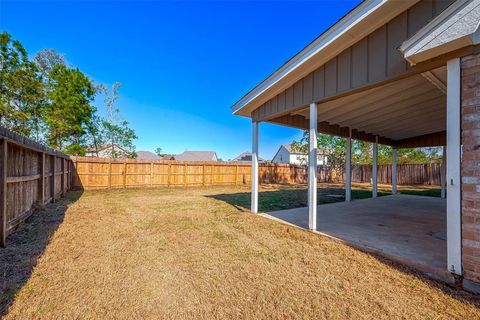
[1,186,479,319]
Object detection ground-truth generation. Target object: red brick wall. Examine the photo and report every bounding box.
[461,54,480,283]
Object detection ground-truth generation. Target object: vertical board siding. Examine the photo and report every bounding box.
[285,86,294,110]
[325,58,337,96]
[368,25,387,83]
[408,0,434,37]
[351,37,369,87]
[313,66,325,100]
[387,12,408,77]
[252,0,454,121]
[0,128,73,246]
[293,81,303,107]
[337,48,352,92]
[303,72,314,104]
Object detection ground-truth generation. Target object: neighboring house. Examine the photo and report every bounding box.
[232,151,265,163]
[173,151,218,161]
[272,144,329,165]
[136,151,162,160]
[86,144,130,158]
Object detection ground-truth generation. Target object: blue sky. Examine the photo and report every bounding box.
[1,0,361,160]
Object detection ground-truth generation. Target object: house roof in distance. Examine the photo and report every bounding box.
[232,151,265,162]
[174,151,218,161]
[136,151,162,160]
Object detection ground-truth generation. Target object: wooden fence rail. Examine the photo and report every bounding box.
[0,127,73,247]
[71,157,442,190]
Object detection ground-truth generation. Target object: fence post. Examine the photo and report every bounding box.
[72,159,77,189]
[184,163,187,187]
[150,162,154,187]
[40,152,45,205]
[108,161,112,189]
[211,164,214,185]
[61,158,65,197]
[66,160,69,190]
[234,165,238,185]
[123,161,127,188]
[202,164,206,186]
[51,155,56,202]
[0,139,7,247]
[167,163,171,187]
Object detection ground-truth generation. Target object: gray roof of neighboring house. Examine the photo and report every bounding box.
[174,151,218,161]
[232,151,265,162]
[136,151,162,160]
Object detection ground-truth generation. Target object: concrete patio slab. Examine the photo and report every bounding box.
[265,194,452,283]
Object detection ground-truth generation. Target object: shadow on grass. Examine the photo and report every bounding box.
[208,185,390,212]
[0,191,82,316]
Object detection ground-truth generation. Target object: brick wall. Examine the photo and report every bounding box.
[461,54,480,283]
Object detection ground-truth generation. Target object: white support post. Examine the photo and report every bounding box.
[372,136,378,198]
[392,148,397,194]
[308,103,318,231]
[345,128,352,202]
[441,146,446,199]
[251,121,259,213]
[446,58,462,275]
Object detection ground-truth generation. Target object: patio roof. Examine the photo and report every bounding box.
[230,1,480,147]
[291,68,447,143]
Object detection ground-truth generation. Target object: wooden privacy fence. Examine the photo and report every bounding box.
[0,128,73,247]
[71,157,442,189]
[72,157,255,188]
[350,163,442,185]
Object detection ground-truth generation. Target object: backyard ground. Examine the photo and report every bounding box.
[1,184,479,319]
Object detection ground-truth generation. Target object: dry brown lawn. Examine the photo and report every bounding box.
[1,185,480,319]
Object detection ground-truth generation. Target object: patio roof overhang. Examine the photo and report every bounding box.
[232,0,480,148]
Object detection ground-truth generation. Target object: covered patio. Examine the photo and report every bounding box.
[266,194,450,282]
[231,0,480,286]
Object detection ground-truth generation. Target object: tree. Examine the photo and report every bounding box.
[95,83,137,158]
[291,131,442,167]
[44,64,97,153]
[0,33,138,157]
[0,32,45,139]
[85,114,105,157]
[102,120,137,158]
[34,48,65,81]
[155,147,163,156]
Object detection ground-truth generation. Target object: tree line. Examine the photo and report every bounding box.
[0,32,137,157]
[291,131,442,169]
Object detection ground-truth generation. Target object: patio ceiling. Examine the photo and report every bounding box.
[293,66,446,142]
